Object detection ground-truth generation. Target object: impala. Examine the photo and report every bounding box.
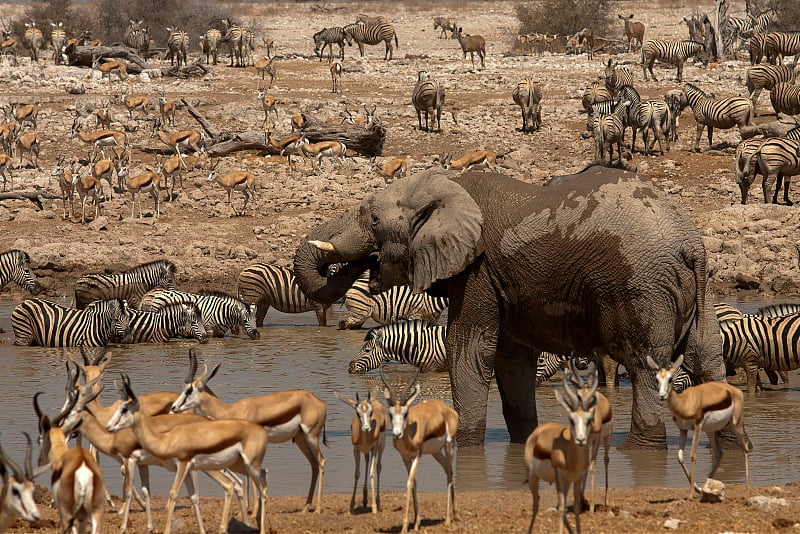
[51,155,77,219]
[0,151,12,191]
[35,392,105,534]
[256,87,278,128]
[158,91,176,127]
[151,118,206,169]
[71,127,127,161]
[368,156,407,184]
[170,349,328,513]
[206,159,257,217]
[440,149,496,172]
[330,61,343,93]
[334,389,386,514]
[300,139,347,172]
[648,354,751,498]
[381,369,457,534]
[15,131,40,168]
[107,375,270,534]
[123,94,149,120]
[0,433,43,531]
[92,56,127,83]
[524,377,595,534]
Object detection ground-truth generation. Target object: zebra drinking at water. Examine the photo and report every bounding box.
[139,288,259,339]
[313,27,351,63]
[117,302,207,344]
[236,263,330,326]
[73,259,176,310]
[340,274,448,330]
[0,249,41,294]
[641,39,705,82]
[349,320,447,373]
[343,21,398,61]
[12,298,130,347]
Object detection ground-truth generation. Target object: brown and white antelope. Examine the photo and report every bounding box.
[334,389,386,514]
[0,433,43,531]
[368,157,407,184]
[0,152,12,191]
[122,167,161,219]
[300,139,347,172]
[51,156,77,219]
[381,369,457,534]
[72,127,127,161]
[94,100,113,130]
[35,392,105,534]
[123,94,149,120]
[92,56,128,83]
[441,149,496,172]
[158,91,176,127]
[0,120,17,156]
[254,56,275,87]
[343,105,377,127]
[11,103,38,130]
[170,349,328,513]
[524,379,594,534]
[268,132,303,171]
[291,113,306,133]
[72,173,102,223]
[1,27,18,66]
[262,36,274,58]
[151,118,206,168]
[206,159,257,217]
[330,61,343,93]
[91,156,117,200]
[256,86,278,128]
[15,131,40,169]
[107,375,270,534]
[648,354,751,499]
[454,27,486,70]
[156,153,186,200]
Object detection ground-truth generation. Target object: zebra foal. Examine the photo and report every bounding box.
[349,320,447,374]
[313,27,350,63]
[412,70,445,133]
[73,259,177,309]
[683,83,753,152]
[641,39,704,82]
[12,298,130,346]
[0,249,41,294]
[512,78,542,133]
[118,302,208,344]
[236,263,330,326]
[589,99,628,165]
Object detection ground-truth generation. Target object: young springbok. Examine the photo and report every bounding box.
[72,173,102,223]
[51,156,77,219]
[454,27,485,70]
[334,389,386,514]
[158,91,176,127]
[170,350,328,513]
[255,56,275,87]
[524,374,595,534]
[648,354,751,499]
[15,131,39,168]
[35,392,105,534]
[0,433,43,531]
[380,369,457,534]
[441,149,496,172]
[0,151,12,191]
[330,61,343,93]
[206,159,257,217]
[368,157,407,184]
[256,87,278,128]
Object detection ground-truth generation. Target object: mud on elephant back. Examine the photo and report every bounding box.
[294,166,726,449]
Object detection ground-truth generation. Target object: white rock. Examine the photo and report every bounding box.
[745,495,788,512]
[663,518,681,529]
[700,478,725,503]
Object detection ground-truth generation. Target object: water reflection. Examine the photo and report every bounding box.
[0,303,796,500]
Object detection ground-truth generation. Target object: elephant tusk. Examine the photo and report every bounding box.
[308,240,336,253]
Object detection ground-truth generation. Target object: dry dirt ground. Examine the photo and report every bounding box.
[2,1,800,532]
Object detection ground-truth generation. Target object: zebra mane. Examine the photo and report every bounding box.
[128,259,177,276]
[682,39,705,48]
[5,249,30,264]
[198,289,248,306]
[84,298,125,311]
[684,83,709,98]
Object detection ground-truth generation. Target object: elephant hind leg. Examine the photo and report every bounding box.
[495,340,540,443]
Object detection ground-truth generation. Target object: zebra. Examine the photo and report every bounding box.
[123,20,150,58]
[719,312,800,392]
[343,22,398,61]
[750,33,767,65]
[433,16,457,39]
[118,302,207,344]
[634,99,671,155]
[714,302,744,322]
[581,82,611,112]
[139,288,259,339]
[0,249,41,294]
[12,298,130,347]
[769,82,800,116]
[22,22,44,63]
[166,27,189,67]
[663,89,688,142]
[50,22,66,65]
[534,352,569,386]
[749,137,800,205]
[512,78,542,133]
[757,303,800,318]
[340,274,448,330]
[221,18,245,67]
[412,70,445,133]
[236,263,330,327]
[73,259,176,310]
[589,98,628,165]
[683,83,753,152]
[356,14,389,26]
[312,27,350,63]
[764,32,800,66]
[201,28,222,65]
[733,137,771,204]
[348,320,447,374]
[641,39,705,82]
[746,64,796,115]
[603,59,634,96]
[730,8,777,39]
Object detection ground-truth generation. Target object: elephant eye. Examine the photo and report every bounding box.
[370,213,380,228]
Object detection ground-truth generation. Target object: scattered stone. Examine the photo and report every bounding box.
[734,272,760,290]
[745,495,788,512]
[700,478,725,503]
[663,518,681,529]
[87,216,109,231]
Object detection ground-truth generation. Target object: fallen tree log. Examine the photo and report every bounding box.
[64,45,153,74]
[740,114,800,139]
[161,59,209,79]
[0,192,61,210]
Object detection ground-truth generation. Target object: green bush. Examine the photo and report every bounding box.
[515,0,612,37]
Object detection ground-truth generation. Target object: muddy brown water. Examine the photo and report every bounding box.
[0,299,796,499]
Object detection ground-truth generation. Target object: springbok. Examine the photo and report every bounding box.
[300,139,347,173]
[151,118,206,169]
[380,368,457,534]
[170,349,328,513]
[11,103,38,130]
[648,354,751,498]
[16,131,40,169]
[268,132,303,171]
[255,56,275,87]
[334,389,386,514]
[92,56,128,83]
[122,168,161,219]
[72,173,102,223]
[123,94,149,120]
[441,149,496,172]
[256,86,278,128]
[330,61,343,93]
[71,126,127,161]
[206,159,257,217]
[94,100,113,130]
[156,154,186,200]
[51,156,77,219]
[0,152,12,191]
[158,91,176,127]
[368,157,407,184]
[0,433,43,531]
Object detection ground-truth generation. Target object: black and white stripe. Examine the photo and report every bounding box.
[12,298,130,347]
[139,288,259,339]
[746,64,795,114]
[751,137,800,205]
[236,263,329,326]
[313,27,350,63]
[348,319,447,373]
[166,28,189,67]
[730,9,777,39]
[221,19,245,67]
[340,274,448,330]
[604,59,635,95]
[589,98,628,165]
[582,82,611,112]
[764,32,800,66]
[412,70,445,132]
[750,33,767,65]
[512,78,542,132]
[123,20,150,57]
[534,352,569,385]
[714,302,744,322]
[683,83,753,151]
[641,39,704,82]
[769,82,800,116]
[343,22,398,61]
[757,303,800,318]
[0,249,41,294]
[118,302,207,344]
[634,99,671,155]
[73,259,177,310]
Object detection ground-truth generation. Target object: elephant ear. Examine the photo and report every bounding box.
[402,169,483,293]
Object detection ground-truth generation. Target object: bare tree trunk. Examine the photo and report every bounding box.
[63,45,152,74]
[0,192,61,209]
[714,0,728,61]
[740,115,800,139]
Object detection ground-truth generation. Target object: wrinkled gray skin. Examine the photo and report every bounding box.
[294,167,725,448]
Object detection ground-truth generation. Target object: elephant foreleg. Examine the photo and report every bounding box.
[618,365,667,449]
[495,339,540,443]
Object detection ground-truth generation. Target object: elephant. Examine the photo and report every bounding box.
[294,166,725,449]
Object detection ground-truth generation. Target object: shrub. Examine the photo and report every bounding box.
[764,0,800,30]
[515,0,612,37]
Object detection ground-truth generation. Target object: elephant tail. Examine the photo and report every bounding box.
[686,241,707,336]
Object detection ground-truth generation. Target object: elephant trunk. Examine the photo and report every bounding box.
[294,207,375,305]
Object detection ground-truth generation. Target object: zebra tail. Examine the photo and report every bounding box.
[394,31,398,49]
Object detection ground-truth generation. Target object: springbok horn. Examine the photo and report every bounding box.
[379,366,396,404]
[22,432,34,480]
[0,435,24,482]
[185,349,199,383]
[33,392,45,430]
[308,240,336,253]
[402,369,420,403]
